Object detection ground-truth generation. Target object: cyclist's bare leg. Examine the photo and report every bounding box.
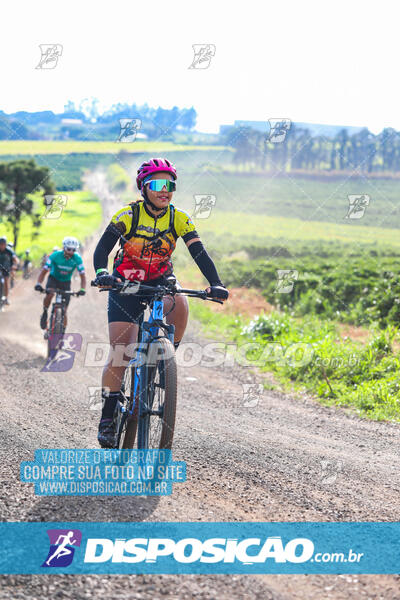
[43,292,53,310]
[102,321,139,392]
[163,294,188,343]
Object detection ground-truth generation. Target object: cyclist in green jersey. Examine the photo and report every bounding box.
[34,236,86,330]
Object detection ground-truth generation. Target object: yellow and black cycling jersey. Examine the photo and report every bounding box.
[110,200,198,281]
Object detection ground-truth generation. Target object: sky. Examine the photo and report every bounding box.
[0,0,398,134]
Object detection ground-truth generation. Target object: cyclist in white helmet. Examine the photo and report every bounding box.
[35,237,86,330]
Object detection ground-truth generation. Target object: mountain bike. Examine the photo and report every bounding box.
[92,275,223,450]
[37,287,81,358]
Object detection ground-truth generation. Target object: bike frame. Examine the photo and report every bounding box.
[53,291,69,309]
[48,291,69,334]
[121,293,175,423]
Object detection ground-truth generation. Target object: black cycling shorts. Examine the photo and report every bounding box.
[107,273,178,324]
[0,265,10,277]
[46,275,72,307]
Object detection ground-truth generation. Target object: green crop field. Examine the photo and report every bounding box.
[193,211,400,247]
[181,207,400,327]
[172,171,400,229]
[0,141,227,155]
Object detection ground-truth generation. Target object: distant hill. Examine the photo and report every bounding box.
[0,114,41,140]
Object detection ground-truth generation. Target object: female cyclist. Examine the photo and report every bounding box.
[93,158,229,448]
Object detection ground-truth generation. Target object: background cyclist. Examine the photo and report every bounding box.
[6,241,19,289]
[0,236,18,305]
[34,236,86,330]
[93,157,229,448]
[22,249,32,278]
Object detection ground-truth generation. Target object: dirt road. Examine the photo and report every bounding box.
[0,173,399,599]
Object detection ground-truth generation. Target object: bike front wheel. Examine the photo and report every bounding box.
[137,337,177,449]
[119,365,139,449]
[47,307,63,358]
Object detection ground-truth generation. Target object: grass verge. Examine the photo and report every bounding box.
[188,299,400,422]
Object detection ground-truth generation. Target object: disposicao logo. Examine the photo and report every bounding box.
[42,529,82,567]
[83,536,314,564]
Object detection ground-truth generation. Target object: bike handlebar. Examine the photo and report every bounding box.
[38,288,81,296]
[90,279,224,304]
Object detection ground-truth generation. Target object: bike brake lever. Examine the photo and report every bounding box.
[208,298,224,305]
[91,280,117,292]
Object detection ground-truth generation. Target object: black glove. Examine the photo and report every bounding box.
[34,283,44,292]
[95,273,120,287]
[77,289,86,296]
[207,284,229,300]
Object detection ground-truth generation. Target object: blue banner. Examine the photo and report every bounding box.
[0,522,398,574]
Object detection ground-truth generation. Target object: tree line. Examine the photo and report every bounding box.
[223,124,400,173]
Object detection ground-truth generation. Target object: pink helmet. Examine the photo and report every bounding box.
[136,158,177,190]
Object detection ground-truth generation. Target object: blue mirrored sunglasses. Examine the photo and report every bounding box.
[145,179,176,192]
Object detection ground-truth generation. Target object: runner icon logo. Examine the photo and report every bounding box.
[41,333,83,373]
[41,529,82,568]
